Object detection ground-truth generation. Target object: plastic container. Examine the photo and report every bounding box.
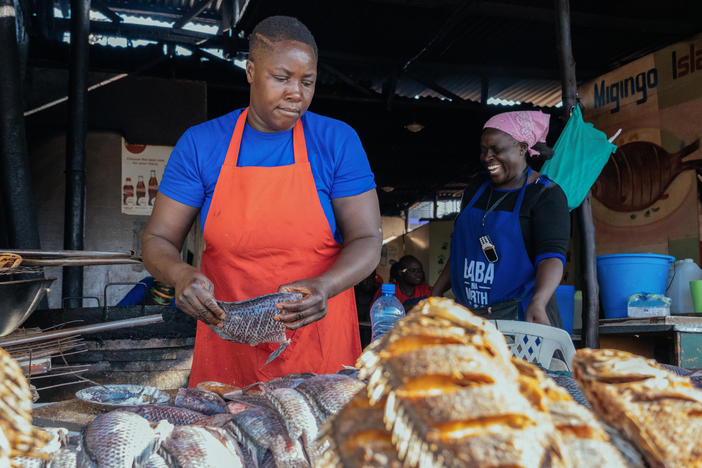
[666,259,702,314]
[597,253,675,319]
[627,293,671,318]
[555,285,575,334]
[370,284,405,341]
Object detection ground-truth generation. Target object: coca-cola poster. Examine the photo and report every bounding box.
[121,138,173,215]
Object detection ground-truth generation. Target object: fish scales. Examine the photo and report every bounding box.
[242,373,316,395]
[214,292,303,365]
[294,374,365,423]
[227,405,309,467]
[174,388,226,415]
[120,405,208,425]
[159,426,243,468]
[143,453,169,468]
[264,388,320,462]
[77,410,159,468]
[47,449,77,468]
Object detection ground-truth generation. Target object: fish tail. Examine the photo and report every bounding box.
[264,343,288,366]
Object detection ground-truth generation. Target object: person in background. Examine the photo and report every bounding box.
[432,111,569,326]
[375,255,431,308]
[141,16,382,387]
[354,269,383,322]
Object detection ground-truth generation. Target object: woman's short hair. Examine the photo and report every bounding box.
[249,16,318,61]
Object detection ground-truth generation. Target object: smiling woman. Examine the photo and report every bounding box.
[141,16,382,387]
[432,111,570,329]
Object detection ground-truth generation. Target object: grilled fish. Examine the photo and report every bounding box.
[213,292,304,365]
[174,388,226,415]
[512,358,634,468]
[573,348,702,468]
[159,426,244,468]
[356,297,563,468]
[121,405,208,425]
[294,374,364,424]
[77,410,161,468]
[196,381,240,397]
[316,392,401,468]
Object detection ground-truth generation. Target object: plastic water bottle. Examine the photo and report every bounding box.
[370,284,405,341]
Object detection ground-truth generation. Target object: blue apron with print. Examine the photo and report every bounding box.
[450,169,535,320]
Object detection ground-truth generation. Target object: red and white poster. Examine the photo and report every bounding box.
[121,138,173,215]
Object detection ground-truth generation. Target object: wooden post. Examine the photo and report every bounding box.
[554,0,599,348]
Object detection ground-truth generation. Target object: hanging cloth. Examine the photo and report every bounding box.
[541,105,617,211]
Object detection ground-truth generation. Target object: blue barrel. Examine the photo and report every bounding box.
[555,285,575,334]
[597,253,675,319]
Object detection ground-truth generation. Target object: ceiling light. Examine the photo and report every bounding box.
[404,122,424,133]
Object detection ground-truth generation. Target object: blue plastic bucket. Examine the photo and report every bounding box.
[597,253,675,319]
[555,285,575,334]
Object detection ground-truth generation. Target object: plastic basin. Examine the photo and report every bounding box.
[597,254,674,319]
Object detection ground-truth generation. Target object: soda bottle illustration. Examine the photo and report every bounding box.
[123,177,134,205]
[136,176,146,206]
[148,170,159,206]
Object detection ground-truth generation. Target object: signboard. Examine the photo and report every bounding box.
[121,138,173,215]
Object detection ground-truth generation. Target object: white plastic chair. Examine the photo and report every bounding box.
[490,320,576,371]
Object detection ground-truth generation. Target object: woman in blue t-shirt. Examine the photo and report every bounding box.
[141,16,382,386]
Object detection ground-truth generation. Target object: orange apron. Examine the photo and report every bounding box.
[188,109,361,387]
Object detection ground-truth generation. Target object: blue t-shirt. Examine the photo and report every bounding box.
[159,109,376,242]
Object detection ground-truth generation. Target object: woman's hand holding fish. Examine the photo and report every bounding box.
[275,282,325,330]
[174,266,225,327]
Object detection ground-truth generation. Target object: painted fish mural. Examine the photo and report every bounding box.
[592,139,701,212]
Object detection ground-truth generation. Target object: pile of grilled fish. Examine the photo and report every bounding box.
[317,297,652,468]
[15,372,363,468]
[573,348,702,467]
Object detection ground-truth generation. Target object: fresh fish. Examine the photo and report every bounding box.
[213,292,304,365]
[263,388,320,461]
[226,394,277,411]
[227,405,309,467]
[294,374,365,424]
[174,388,226,415]
[77,410,159,468]
[159,426,244,468]
[316,393,402,468]
[48,449,77,468]
[242,373,316,395]
[121,405,208,425]
[11,457,45,468]
[143,453,169,468]
[187,414,258,468]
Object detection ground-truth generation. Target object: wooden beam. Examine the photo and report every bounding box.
[319,63,374,96]
[471,0,697,35]
[554,0,599,349]
[173,0,211,30]
[406,72,464,102]
[91,0,122,23]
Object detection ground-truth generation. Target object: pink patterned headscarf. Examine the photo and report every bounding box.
[483,111,550,156]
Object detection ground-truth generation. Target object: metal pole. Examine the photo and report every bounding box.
[554,0,599,348]
[0,0,42,249]
[0,314,164,347]
[63,0,91,308]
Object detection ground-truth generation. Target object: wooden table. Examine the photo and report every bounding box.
[599,315,702,368]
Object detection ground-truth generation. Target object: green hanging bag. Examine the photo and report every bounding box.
[541,105,617,211]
